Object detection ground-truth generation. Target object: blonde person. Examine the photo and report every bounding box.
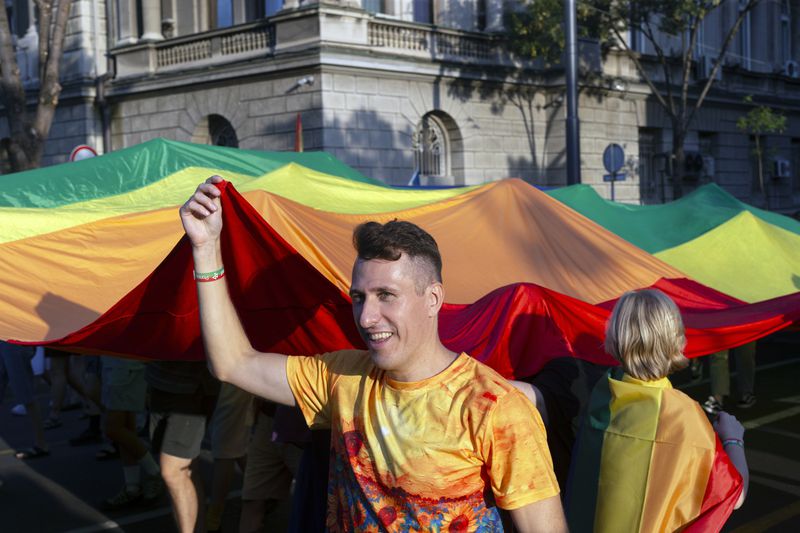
[566,289,748,533]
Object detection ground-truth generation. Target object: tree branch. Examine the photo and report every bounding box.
[610,26,673,117]
[687,0,762,127]
[33,0,73,139]
[35,0,52,84]
[640,16,676,116]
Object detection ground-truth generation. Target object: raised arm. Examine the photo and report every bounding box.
[179,176,295,406]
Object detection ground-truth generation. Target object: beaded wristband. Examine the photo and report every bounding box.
[194,267,225,282]
[722,438,744,449]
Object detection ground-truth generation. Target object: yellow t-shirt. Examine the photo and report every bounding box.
[286,350,559,532]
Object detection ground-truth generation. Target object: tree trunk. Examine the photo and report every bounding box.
[671,128,685,199]
[0,0,74,172]
[755,135,764,195]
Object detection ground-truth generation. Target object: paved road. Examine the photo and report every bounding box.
[1,336,799,532]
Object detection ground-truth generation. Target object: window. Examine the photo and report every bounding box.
[699,131,716,157]
[192,115,239,147]
[476,0,486,31]
[209,115,238,147]
[363,0,384,14]
[413,114,448,179]
[413,0,432,24]
[737,2,752,69]
[264,0,282,17]
[211,0,234,29]
[638,128,662,204]
[781,0,792,63]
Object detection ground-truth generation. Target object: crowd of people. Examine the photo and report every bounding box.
[0,176,752,532]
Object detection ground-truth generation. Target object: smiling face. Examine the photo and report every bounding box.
[350,255,442,381]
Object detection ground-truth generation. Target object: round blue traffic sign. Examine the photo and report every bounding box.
[602,143,625,173]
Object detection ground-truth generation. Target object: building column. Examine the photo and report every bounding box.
[116,0,140,45]
[141,0,164,41]
[485,0,503,32]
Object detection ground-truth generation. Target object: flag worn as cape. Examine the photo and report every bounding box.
[566,369,743,533]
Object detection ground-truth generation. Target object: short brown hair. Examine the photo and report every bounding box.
[352,220,442,291]
[604,289,688,381]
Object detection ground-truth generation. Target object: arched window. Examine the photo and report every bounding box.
[413,114,448,179]
[192,114,239,147]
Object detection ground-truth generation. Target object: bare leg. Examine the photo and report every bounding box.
[47,356,67,420]
[161,452,204,533]
[25,401,47,451]
[106,411,148,460]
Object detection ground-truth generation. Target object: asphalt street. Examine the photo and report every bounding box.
[1,334,799,532]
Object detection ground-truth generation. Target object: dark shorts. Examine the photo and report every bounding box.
[149,387,216,460]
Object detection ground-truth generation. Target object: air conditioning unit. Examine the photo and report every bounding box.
[774,158,792,178]
[783,60,800,78]
[702,155,716,179]
[696,56,721,81]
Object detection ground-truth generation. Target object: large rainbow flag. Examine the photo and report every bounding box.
[2,140,800,379]
[549,184,800,303]
[566,369,743,532]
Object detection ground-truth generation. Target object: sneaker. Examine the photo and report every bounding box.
[702,396,723,416]
[141,474,164,502]
[11,404,27,416]
[102,486,142,511]
[738,393,757,409]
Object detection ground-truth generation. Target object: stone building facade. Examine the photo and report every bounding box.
[2,0,800,211]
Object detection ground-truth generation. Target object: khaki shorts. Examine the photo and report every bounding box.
[101,357,146,412]
[241,411,303,501]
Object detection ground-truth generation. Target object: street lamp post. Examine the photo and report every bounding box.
[564,0,581,185]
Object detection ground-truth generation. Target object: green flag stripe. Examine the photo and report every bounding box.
[0,138,376,208]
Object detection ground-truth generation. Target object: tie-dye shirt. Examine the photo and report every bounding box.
[286,350,559,532]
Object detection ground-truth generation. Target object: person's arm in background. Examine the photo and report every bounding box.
[510,380,549,427]
[714,411,748,509]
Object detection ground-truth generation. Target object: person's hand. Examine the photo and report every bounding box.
[180,176,224,248]
[713,411,745,442]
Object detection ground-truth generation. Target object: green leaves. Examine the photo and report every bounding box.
[736,96,788,137]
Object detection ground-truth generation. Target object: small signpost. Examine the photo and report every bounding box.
[602,143,626,201]
[69,145,98,162]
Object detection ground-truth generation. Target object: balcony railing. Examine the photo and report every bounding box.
[112,21,274,78]
[367,19,499,64]
[110,9,513,81]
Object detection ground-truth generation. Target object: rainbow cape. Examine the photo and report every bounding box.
[567,369,743,532]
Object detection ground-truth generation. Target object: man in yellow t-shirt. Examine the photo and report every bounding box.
[180,176,566,532]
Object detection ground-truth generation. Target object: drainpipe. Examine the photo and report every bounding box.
[95,74,112,154]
